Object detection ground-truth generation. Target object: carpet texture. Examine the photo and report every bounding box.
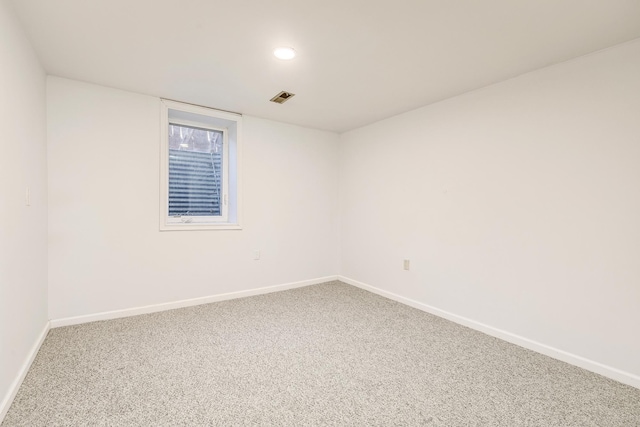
[3,281,639,426]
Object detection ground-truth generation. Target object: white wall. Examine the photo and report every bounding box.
[339,40,640,379]
[47,77,340,320]
[0,0,48,415]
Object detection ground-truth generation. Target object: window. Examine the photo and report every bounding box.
[160,100,241,230]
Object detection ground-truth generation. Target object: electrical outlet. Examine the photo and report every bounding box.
[253,250,261,260]
[403,259,410,270]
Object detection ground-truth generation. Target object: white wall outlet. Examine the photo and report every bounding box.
[253,250,261,260]
[403,259,410,270]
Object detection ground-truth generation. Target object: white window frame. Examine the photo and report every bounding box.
[160,99,242,231]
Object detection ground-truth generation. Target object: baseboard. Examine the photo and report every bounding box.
[0,321,50,423]
[338,275,640,390]
[50,276,339,328]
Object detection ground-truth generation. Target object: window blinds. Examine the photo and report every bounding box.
[168,149,222,216]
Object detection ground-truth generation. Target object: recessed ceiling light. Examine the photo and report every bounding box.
[273,47,296,60]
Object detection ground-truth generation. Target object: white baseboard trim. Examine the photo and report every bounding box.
[0,321,50,423]
[338,275,640,390]
[50,276,339,328]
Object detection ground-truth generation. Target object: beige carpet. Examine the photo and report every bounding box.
[3,281,639,426]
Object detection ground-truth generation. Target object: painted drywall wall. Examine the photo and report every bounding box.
[339,39,640,378]
[0,0,48,415]
[47,77,340,320]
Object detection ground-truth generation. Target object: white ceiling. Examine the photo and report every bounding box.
[9,0,640,133]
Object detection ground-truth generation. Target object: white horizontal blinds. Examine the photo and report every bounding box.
[168,124,223,217]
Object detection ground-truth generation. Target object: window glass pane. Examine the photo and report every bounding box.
[168,124,224,217]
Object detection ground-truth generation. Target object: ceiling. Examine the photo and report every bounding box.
[9,0,640,133]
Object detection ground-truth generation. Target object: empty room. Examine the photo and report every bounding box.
[1,0,639,425]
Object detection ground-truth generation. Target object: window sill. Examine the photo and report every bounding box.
[160,223,242,231]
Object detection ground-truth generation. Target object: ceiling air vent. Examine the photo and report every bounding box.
[270,91,295,104]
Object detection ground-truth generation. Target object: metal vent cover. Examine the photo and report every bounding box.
[270,91,295,104]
